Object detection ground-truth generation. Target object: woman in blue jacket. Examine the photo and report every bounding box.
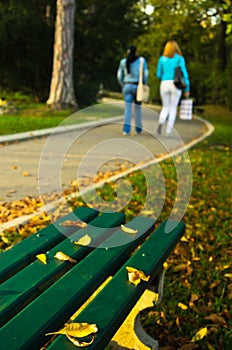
[156,40,190,136]
[117,46,149,135]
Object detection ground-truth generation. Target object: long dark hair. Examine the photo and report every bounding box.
[126,46,138,73]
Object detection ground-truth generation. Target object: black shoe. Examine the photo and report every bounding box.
[157,123,162,135]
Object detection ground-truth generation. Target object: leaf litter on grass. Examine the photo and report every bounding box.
[0,107,232,349]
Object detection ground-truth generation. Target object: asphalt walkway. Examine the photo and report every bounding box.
[0,102,213,205]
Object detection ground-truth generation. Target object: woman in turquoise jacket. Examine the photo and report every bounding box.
[117,46,149,135]
[156,40,190,136]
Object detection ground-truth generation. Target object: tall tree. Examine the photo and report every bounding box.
[47,0,77,109]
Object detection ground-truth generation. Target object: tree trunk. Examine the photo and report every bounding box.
[47,0,77,109]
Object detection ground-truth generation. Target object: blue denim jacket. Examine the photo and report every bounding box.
[117,56,149,87]
[156,54,190,92]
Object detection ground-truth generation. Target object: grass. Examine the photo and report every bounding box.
[1,101,231,349]
[75,105,232,349]
[0,92,124,135]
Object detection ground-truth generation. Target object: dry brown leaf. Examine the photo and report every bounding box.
[60,220,87,228]
[126,266,150,285]
[54,251,77,263]
[205,313,227,326]
[73,234,91,246]
[121,224,138,234]
[36,253,47,265]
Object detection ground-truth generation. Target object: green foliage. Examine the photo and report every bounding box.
[0,1,55,101]
[0,0,231,108]
[74,0,149,105]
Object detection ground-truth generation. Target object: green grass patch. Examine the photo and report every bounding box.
[0,93,123,135]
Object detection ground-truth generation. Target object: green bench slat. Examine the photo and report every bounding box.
[0,206,98,283]
[0,211,125,327]
[48,220,185,350]
[0,216,155,350]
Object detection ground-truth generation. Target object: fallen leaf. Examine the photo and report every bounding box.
[205,313,227,326]
[140,210,154,215]
[36,253,47,264]
[46,322,98,339]
[66,334,95,347]
[126,266,150,285]
[60,220,87,228]
[191,327,207,342]
[54,251,77,263]
[121,224,138,234]
[74,234,91,246]
[11,165,18,170]
[178,302,188,310]
[0,233,9,244]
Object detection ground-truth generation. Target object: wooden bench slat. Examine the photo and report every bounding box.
[0,211,125,327]
[0,206,98,283]
[0,216,155,350]
[47,221,185,350]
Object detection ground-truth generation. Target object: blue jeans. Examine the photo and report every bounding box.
[122,84,142,134]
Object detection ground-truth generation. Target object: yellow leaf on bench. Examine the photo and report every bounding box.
[66,334,94,347]
[121,224,138,234]
[46,322,98,347]
[36,253,47,265]
[74,234,91,246]
[54,251,77,263]
[126,266,150,285]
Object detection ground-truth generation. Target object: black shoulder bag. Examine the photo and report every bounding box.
[174,58,186,90]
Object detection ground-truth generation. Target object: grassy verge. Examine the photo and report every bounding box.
[1,104,231,349]
[0,92,123,135]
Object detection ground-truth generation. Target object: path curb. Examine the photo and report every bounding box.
[0,115,214,232]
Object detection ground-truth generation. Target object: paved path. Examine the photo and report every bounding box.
[0,103,212,204]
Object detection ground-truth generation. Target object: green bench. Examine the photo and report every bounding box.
[0,206,185,350]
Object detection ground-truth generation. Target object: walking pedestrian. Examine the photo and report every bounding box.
[156,40,190,136]
[117,46,149,135]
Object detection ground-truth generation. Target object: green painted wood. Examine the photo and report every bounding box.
[0,216,155,350]
[48,221,185,350]
[0,207,98,283]
[0,211,125,327]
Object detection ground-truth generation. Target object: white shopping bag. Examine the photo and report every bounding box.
[179,99,193,120]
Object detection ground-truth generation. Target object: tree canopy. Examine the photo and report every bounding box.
[0,0,231,108]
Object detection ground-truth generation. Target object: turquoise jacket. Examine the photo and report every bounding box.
[117,56,149,87]
[156,53,190,92]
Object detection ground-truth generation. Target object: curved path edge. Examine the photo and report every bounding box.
[0,115,214,232]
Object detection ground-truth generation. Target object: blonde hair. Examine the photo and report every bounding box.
[163,40,182,58]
